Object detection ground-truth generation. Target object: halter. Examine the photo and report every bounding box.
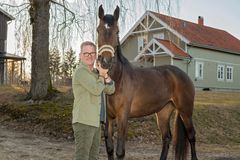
[98,44,115,57]
[97,37,120,71]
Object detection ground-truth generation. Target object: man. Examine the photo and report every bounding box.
[72,41,115,160]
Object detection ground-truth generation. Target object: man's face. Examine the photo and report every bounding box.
[80,45,96,67]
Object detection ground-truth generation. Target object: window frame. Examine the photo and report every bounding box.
[226,66,233,82]
[137,35,147,52]
[195,61,204,80]
[217,64,225,81]
[4,40,7,52]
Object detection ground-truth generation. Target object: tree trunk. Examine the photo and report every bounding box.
[29,0,51,100]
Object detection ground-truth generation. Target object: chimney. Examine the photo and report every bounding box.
[198,16,204,25]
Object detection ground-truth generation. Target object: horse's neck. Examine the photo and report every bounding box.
[110,59,123,83]
[111,49,133,83]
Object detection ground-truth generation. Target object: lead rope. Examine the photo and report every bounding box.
[104,94,109,155]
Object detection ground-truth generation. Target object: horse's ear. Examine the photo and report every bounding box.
[114,5,120,21]
[98,4,104,20]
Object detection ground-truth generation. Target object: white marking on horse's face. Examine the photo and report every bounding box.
[105,23,110,29]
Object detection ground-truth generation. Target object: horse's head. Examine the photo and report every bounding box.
[97,5,119,69]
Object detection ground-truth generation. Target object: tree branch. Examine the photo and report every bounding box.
[50,0,75,21]
[14,5,30,17]
[0,2,29,8]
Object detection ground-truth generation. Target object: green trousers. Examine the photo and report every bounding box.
[72,123,101,160]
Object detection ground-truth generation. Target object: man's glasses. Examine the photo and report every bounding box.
[82,52,96,57]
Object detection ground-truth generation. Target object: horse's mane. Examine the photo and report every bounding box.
[116,40,132,68]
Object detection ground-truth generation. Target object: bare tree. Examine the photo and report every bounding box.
[1,0,77,100]
[27,0,51,100]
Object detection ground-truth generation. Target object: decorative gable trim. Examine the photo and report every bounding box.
[121,11,167,44]
[132,12,165,34]
[120,11,190,45]
[134,39,174,61]
[120,11,149,44]
[148,12,190,44]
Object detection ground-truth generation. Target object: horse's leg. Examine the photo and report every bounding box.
[180,113,198,160]
[156,103,174,160]
[116,112,128,160]
[105,118,115,160]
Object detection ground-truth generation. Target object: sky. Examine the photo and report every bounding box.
[178,0,240,39]
[6,0,240,53]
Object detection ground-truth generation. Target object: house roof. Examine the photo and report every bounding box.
[156,39,190,58]
[150,11,240,54]
[0,52,26,60]
[0,7,14,21]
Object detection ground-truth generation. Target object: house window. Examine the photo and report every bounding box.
[217,65,224,81]
[226,66,233,82]
[138,36,147,52]
[4,40,7,52]
[195,61,204,79]
[153,33,164,40]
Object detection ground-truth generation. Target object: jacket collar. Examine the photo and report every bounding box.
[79,61,97,73]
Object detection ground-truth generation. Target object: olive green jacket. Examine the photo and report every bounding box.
[72,62,115,127]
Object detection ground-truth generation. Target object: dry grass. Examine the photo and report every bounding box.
[0,85,26,104]
[195,90,240,107]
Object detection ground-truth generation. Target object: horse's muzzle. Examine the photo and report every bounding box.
[97,55,112,69]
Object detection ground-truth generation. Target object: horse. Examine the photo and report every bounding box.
[97,5,198,160]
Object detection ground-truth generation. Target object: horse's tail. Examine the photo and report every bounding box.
[173,111,188,160]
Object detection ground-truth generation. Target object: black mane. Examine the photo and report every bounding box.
[116,42,131,67]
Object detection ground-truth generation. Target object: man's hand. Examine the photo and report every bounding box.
[96,61,109,78]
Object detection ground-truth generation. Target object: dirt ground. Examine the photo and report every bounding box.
[0,125,240,160]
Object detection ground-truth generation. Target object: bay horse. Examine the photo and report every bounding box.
[97,5,198,160]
